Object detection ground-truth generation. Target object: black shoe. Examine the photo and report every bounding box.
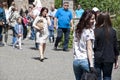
[63,49,69,52]
[40,58,44,62]
[53,47,57,50]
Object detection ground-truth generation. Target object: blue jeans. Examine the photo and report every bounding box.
[95,62,113,80]
[49,30,54,42]
[54,28,70,50]
[73,59,90,80]
[30,26,35,40]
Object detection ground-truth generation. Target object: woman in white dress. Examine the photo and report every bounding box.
[33,7,51,62]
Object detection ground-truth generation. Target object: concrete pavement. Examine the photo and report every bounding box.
[0,30,120,80]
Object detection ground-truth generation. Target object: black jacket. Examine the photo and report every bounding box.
[94,27,119,63]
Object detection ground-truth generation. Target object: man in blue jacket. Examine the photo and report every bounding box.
[54,2,73,51]
[0,2,6,47]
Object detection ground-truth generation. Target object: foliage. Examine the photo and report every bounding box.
[55,0,62,8]
[75,0,120,15]
[55,0,120,48]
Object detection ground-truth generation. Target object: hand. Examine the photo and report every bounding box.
[90,67,98,76]
[114,62,119,69]
[71,26,74,31]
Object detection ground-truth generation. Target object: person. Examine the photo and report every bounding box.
[30,4,40,49]
[92,7,100,29]
[2,2,9,45]
[0,2,6,47]
[48,14,54,43]
[92,7,100,19]
[33,0,42,11]
[13,17,23,49]
[33,7,51,62]
[54,2,73,51]
[75,4,84,18]
[48,4,57,18]
[73,10,96,80]
[8,1,16,17]
[94,12,119,80]
[22,12,29,40]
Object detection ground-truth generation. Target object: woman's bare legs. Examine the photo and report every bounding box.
[39,43,46,62]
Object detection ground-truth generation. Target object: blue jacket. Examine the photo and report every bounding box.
[0,7,6,24]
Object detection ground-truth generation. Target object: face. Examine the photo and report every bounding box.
[90,14,95,25]
[63,3,69,10]
[78,5,81,9]
[17,18,22,24]
[42,9,48,17]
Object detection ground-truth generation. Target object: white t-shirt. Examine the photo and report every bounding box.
[48,9,57,17]
[73,28,95,59]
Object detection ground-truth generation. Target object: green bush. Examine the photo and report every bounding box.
[55,0,120,48]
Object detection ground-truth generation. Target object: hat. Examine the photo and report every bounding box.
[92,7,99,12]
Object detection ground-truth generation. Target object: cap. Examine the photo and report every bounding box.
[92,7,100,12]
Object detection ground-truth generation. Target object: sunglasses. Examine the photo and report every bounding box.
[64,5,69,6]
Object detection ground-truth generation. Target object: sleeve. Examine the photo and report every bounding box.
[113,30,119,56]
[55,9,59,18]
[86,29,95,41]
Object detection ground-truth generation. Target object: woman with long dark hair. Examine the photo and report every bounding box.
[73,10,96,80]
[33,7,51,62]
[94,12,119,80]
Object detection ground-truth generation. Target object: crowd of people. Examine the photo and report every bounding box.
[0,0,119,80]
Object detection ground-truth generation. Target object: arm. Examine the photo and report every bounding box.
[70,19,74,31]
[47,17,51,26]
[86,40,94,67]
[32,16,40,30]
[54,17,57,30]
[113,31,119,69]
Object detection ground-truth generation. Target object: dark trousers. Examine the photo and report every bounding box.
[3,24,9,43]
[54,28,70,50]
[95,62,113,80]
[0,26,3,42]
[23,26,27,39]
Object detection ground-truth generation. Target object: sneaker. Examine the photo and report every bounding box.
[0,43,4,47]
[53,47,57,50]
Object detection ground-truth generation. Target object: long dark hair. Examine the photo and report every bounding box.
[95,12,112,41]
[75,10,94,40]
[39,7,48,17]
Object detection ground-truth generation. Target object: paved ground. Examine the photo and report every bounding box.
[0,30,120,80]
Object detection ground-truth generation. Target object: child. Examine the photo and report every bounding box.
[48,15,54,43]
[13,17,23,49]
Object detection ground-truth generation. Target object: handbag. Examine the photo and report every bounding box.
[36,19,44,30]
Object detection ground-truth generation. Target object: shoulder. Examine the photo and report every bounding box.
[84,28,94,34]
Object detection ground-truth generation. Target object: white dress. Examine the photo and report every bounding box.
[33,16,50,43]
